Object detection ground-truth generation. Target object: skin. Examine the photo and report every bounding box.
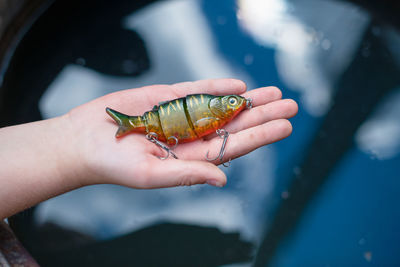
[0,79,298,220]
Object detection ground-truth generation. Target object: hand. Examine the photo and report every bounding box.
[66,79,298,188]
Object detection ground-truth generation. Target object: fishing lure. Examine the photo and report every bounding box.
[106,94,252,165]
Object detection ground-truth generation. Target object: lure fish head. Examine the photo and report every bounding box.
[209,95,249,120]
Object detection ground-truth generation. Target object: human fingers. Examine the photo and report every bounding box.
[221,99,298,135]
[171,78,247,97]
[134,156,227,188]
[200,119,293,164]
[241,86,282,107]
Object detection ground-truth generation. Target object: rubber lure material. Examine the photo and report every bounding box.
[106,94,249,145]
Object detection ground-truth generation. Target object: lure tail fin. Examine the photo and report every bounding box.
[106,107,146,138]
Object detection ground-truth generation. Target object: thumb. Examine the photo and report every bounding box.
[141,158,227,188]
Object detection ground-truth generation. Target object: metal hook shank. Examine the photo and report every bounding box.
[206,129,230,164]
[146,133,178,160]
[246,98,253,109]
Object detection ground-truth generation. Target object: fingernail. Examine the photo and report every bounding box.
[206,179,223,187]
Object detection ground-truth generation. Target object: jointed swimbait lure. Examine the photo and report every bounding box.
[106,94,252,164]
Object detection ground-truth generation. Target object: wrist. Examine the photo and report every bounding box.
[0,116,88,218]
[51,114,89,190]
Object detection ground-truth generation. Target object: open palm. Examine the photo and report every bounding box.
[67,79,297,189]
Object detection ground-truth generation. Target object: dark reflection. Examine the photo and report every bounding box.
[0,0,152,127]
[343,0,400,29]
[254,22,400,267]
[18,222,253,267]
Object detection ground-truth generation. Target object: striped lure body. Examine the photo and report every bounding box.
[106,94,248,145]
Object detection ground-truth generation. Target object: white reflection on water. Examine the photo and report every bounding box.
[237,0,369,116]
[40,0,253,118]
[355,88,400,160]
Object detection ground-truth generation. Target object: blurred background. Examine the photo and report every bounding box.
[0,0,399,266]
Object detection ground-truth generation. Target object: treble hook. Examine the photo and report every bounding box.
[206,129,231,167]
[146,132,178,160]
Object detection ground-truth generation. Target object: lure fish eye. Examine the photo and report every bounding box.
[228,97,238,106]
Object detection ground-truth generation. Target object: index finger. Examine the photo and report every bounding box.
[140,78,247,108]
